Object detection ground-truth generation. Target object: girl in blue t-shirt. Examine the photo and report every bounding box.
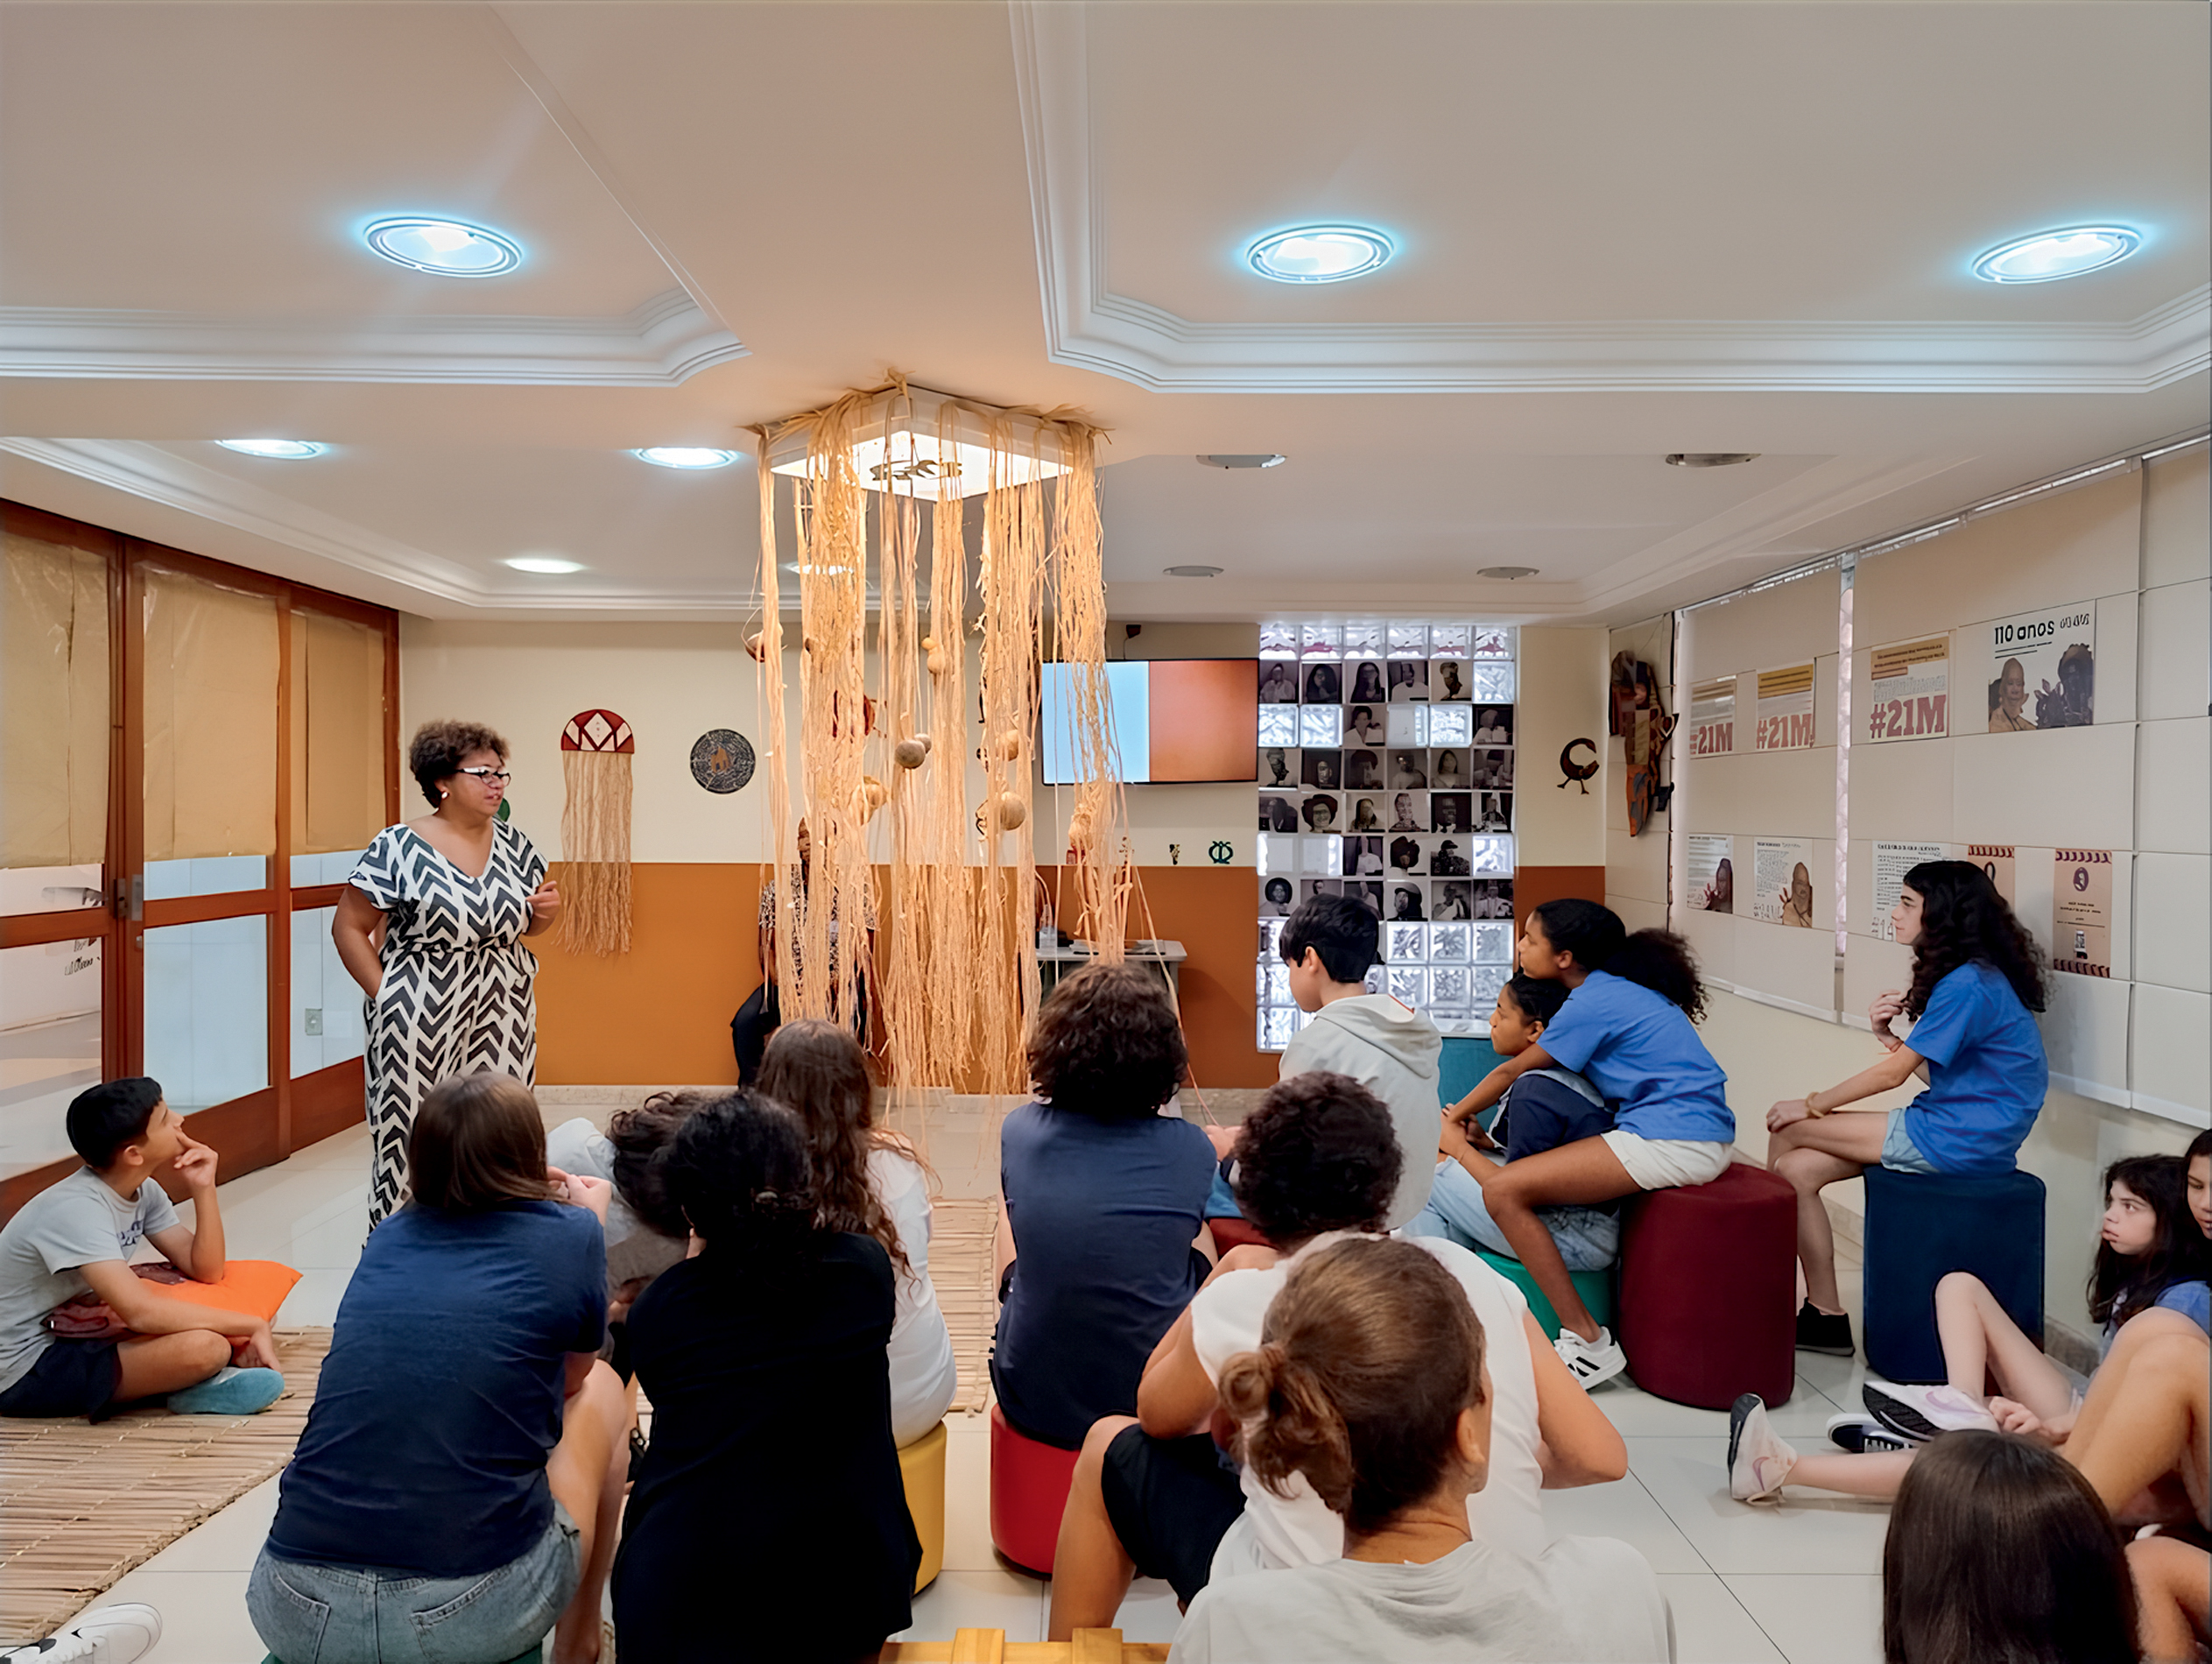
[1446,899,1736,1387]
[1766,861,2047,1357]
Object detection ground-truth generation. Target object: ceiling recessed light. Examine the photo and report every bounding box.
[1195,455,1287,469]
[633,447,741,470]
[363,216,524,278]
[1245,225,1393,285]
[1665,453,1762,469]
[216,439,328,459]
[1476,566,1540,581]
[1164,565,1223,578]
[1972,225,2141,285]
[505,555,584,575]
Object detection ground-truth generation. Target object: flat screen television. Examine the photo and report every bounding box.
[1038,659,1258,784]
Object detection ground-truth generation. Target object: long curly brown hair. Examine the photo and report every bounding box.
[757,1019,913,1273]
[1900,861,2046,1018]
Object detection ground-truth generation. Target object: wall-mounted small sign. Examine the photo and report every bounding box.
[689,729,756,794]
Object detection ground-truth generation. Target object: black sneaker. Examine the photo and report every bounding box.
[1825,1413,1911,1454]
[1794,1300,1855,1357]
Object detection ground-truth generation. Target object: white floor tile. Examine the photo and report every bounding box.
[276,1267,352,1327]
[1628,1436,1891,1577]
[1109,1576,1185,1643]
[940,1414,1000,1573]
[139,1477,280,1574]
[1541,1471,1709,1574]
[1589,1376,1844,1439]
[86,1569,260,1664]
[1657,1572,1787,1664]
[893,1566,1044,1643]
[1721,1574,1885,1664]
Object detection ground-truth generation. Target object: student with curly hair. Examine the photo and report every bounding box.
[1169,1237,1666,1662]
[613,1092,919,1661]
[334,720,564,1225]
[993,963,1216,1448]
[1765,860,2049,1357]
[759,1019,957,1446]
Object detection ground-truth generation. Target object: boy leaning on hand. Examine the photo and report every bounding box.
[0,1077,285,1421]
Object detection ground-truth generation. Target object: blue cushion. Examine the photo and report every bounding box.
[1863,1165,2045,1385]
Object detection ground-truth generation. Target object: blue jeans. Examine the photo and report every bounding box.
[246,1506,579,1664]
[1401,1159,1619,1272]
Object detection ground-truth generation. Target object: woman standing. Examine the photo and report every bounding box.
[335,721,561,1225]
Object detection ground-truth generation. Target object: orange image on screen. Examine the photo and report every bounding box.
[1145,659,1258,782]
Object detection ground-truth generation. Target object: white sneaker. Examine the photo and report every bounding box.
[1553,1325,1629,1388]
[0,1604,162,1664]
[1728,1394,1799,1501]
[1862,1381,1998,1443]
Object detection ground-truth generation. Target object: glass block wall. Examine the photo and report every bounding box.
[1256,619,1518,1051]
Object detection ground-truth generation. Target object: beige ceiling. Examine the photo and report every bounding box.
[0,1,2204,627]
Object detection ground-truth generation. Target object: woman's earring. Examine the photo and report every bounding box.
[440,788,449,799]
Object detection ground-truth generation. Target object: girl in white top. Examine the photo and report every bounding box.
[759,1020,957,1446]
[1170,1237,1667,1663]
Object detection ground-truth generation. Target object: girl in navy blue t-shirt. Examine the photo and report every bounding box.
[1446,899,1736,1387]
[1766,861,2048,1358]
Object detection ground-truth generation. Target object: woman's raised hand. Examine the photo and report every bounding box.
[1868,989,1906,1050]
[1766,1098,1813,1132]
[527,880,563,928]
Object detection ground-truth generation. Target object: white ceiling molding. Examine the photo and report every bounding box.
[0,290,746,385]
[1010,2,2211,397]
[0,437,763,615]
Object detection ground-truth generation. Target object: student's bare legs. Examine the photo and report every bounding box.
[546,1361,632,1664]
[1480,1139,1639,1343]
[2127,1536,2210,1663]
[1766,1111,1885,1315]
[1767,1448,1919,1500]
[1047,1415,1140,1640]
[113,1329,232,1400]
[1933,1271,2072,1417]
[2066,1330,2211,1528]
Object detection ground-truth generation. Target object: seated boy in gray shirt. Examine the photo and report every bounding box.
[0,1077,285,1420]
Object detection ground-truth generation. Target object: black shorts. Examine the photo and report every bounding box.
[1099,1426,1246,1604]
[0,1336,122,1420]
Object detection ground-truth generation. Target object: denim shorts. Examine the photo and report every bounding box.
[246,1504,580,1664]
[1880,1108,1941,1175]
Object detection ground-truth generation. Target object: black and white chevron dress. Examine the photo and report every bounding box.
[349,821,547,1224]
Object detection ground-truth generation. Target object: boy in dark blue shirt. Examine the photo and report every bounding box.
[1404,976,1620,1268]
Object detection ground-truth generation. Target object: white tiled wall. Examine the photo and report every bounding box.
[143,915,268,1111]
[289,906,366,1077]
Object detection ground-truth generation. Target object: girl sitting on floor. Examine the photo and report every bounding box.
[613,1092,919,1663]
[994,962,1217,1449]
[1446,899,1736,1387]
[1166,1237,1666,1662]
[1727,1148,2209,1505]
[758,1018,957,1447]
[1879,1430,2140,1664]
[249,1072,631,1664]
[1765,859,2047,1357]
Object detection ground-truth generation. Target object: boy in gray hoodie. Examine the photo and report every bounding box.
[1272,895,1445,1229]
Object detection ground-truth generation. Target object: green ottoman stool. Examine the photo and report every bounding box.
[1475,1249,1616,1340]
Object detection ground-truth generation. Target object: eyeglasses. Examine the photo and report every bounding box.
[456,767,512,785]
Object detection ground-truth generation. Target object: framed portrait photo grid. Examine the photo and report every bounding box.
[1256,620,1517,1051]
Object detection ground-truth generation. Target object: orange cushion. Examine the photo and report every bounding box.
[154,1260,302,1324]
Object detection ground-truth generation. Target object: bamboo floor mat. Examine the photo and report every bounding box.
[929,1199,997,1415]
[0,1328,330,1643]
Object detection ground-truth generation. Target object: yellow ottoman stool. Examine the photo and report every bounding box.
[898,1419,949,1593]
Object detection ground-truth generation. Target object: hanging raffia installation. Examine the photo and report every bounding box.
[556,709,635,955]
[750,377,1121,1103]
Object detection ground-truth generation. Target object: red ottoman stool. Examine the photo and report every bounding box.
[1207,1216,1273,1256]
[990,1404,1081,1574]
[1617,1161,1796,1409]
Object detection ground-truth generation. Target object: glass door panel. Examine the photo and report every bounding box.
[0,939,103,1177]
[142,916,268,1112]
[289,906,365,1077]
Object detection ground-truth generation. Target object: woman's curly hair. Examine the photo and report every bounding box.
[659,1091,821,1270]
[1900,860,2046,1017]
[1026,962,1187,1118]
[758,1019,917,1275]
[408,720,508,807]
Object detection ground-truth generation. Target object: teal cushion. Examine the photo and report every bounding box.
[1476,1249,1615,1339]
[265,1652,539,1664]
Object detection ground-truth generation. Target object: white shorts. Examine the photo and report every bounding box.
[1601,1129,1735,1191]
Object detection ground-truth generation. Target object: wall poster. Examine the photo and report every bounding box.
[1983,601,2096,732]
[1752,836,1817,927]
[1754,663,1816,751]
[1871,841,1946,937]
[1863,636,1950,743]
[1687,678,1736,758]
[2051,849,2113,977]
[1968,843,2016,906]
[1687,834,1735,913]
